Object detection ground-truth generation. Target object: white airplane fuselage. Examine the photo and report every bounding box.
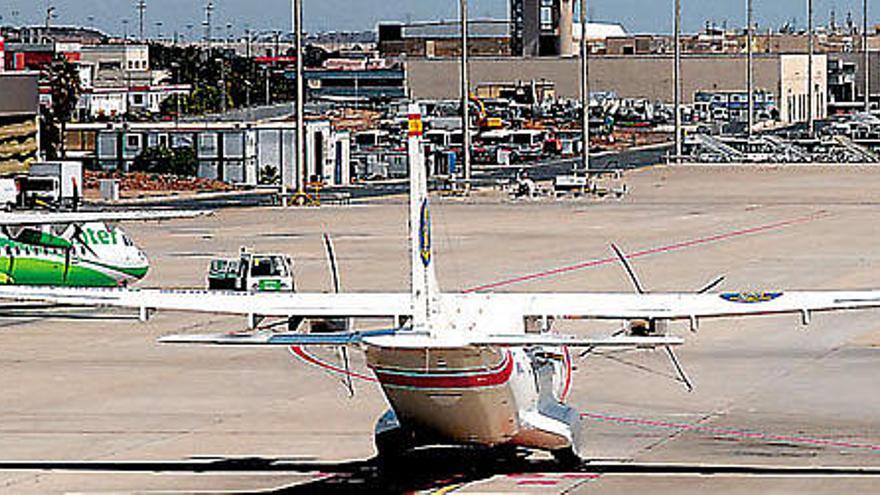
[366,344,583,455]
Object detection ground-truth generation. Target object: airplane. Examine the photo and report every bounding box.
[2,105,880,464]
[0,210,210,288]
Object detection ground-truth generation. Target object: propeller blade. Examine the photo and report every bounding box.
[325,233,354,396]
[72,224,98,258]
[340,346,355,398]
[322,233,341,293]
[697,274,726,294]
[63,247,71,281]
[611,243,646,295]
[578,346,596,359]
[665,345,694,393]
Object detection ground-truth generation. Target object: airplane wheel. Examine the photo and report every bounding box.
[374,427,415,462]
[551,447,584,469]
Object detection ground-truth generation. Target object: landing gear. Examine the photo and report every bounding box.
[551,447,585,469]
[374,410,417,464]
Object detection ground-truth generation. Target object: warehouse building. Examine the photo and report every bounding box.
[406,53,827,124]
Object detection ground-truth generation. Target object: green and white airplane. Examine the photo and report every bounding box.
[0,210,210,288]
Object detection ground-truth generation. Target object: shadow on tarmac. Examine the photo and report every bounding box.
[5,446,880,495]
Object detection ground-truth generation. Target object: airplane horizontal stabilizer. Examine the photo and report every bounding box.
[471,334,685,348]
[159,328,398,346]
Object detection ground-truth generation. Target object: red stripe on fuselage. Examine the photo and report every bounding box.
[373,352,514,389]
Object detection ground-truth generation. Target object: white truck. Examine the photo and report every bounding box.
[207,248,295,293]
[27,161,83,209]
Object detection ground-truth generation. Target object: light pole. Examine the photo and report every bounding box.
[865,0,871,112]
[137,0,146,41]
[807,0,814,135]
[122,19,129,43]
[293,0,305,202]
[580,0,590,173]
[204,1,215,44]
[216,57,227,114]
[673,0,682,163]
[44,6,56,44]
[747,0,754,140]
[265,67,271,105]
[460,0,471,187]
[171,61,181,123]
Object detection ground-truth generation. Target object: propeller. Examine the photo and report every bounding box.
[60,223,99,283]
[70,223,99,258]
[608,242,700,393]
[323,233,355,398]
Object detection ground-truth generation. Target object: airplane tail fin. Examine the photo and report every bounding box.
[407,104,440,334]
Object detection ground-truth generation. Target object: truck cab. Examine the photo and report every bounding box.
[208,248,295,292]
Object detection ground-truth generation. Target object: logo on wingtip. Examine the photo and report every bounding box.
[720,291,783,304]
[419,199,431,267]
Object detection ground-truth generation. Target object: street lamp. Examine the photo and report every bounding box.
[807,0,814,135]
[747,0,754,140]
[673,0,682,162]
[865,0,871,112]
[460,0,471,187]
[44,6,57,44]
[580,0,590,173]
[293,0,305,202]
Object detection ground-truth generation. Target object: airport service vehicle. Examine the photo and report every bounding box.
[21,176,60,208]
[0,210,208,287]
[29,161,83,209]
[207,249,295,292]
[510,130,546,162]
[5,107,880,462]
[0,178,19,210]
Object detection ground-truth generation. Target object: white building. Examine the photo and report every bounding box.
[63,120,351,188]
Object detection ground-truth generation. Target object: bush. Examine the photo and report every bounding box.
[132,146,198,177]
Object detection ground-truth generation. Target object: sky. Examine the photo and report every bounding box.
[1,0,876,38]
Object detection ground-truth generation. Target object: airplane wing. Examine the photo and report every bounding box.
[0,286,410,319]
[0,287,879,326]
[486,290,880,322]
[0,210,212,226]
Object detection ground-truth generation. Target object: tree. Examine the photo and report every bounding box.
[41,56,81,159]
[132,146,198,176]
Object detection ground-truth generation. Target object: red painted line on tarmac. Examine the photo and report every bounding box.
[581,411,880,453]
[464,211,830,293]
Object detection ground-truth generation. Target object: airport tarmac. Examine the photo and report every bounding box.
[2,165,880,493]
